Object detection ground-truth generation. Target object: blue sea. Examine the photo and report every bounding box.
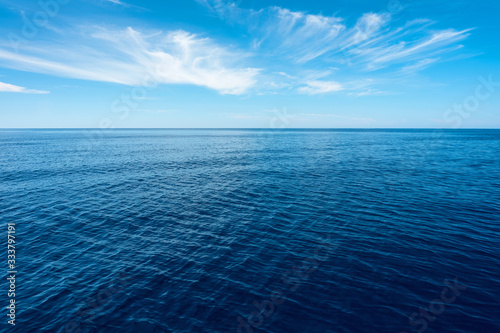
[0,129,499,333]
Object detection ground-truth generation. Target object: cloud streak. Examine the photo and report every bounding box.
[104,0,128,6]
[261,8,470,72]
[298,80,344,95]
[197,1,472,73]
[0,82,49,94]
[0,27,259,95]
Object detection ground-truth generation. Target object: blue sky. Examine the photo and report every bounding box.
[0,0,499,128]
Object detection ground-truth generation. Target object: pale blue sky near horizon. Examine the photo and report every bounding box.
[0,0,499,128]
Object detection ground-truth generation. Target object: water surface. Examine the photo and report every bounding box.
[0,129,499,333]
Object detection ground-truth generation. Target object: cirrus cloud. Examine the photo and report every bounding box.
[0,27,259,95]
[298,80,344,95]
[0,82,49,94]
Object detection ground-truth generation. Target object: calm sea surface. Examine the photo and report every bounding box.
[0,129,499,333]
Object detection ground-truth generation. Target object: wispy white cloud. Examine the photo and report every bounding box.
[295,78,390,96]
[0,27,259,94]
[100,0,148,11]
[275,71,296,79]
[399,58,440,74]
[196,1,473,74]
[298,80,344,95]
[0,82,49,94]
[261,9,470,70]
[195,0,244,21]
[0,1,475,98]
[104,0,127,6]
[346,13,392,47]
[192,1,474,96]
[254,7,346,63]
[352,29,471,71]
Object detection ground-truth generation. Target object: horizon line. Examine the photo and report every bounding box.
[1,128,500,130]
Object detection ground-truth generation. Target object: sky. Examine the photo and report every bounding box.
[0,0,499,128]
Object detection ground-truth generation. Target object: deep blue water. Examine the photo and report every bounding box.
[0,129,499,333]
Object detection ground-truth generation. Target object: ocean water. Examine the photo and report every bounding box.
[0,129,499,333]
